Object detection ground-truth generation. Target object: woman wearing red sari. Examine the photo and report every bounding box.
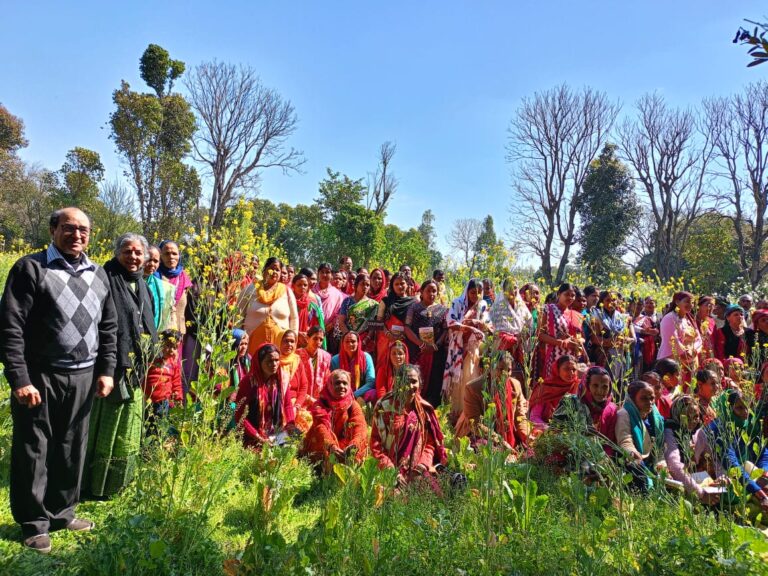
[374,273,415,395]
[696,296,716,361]
[528,355,580,432]
[301,369,368,473]
[538,283,586,379]
[278,330,313,431]
[291,273,325,346]
[235,343,296,448]
[368,268,388,303]
[371,365,447,489]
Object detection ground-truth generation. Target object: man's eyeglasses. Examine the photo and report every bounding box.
[60,224,91,236]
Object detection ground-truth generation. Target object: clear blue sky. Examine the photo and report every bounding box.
[2,1,765,255]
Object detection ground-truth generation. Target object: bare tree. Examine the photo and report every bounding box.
[447,218,482,272]
[703,81,768,287]
[619,93,713,280]
[366,141,398,216]
[507,84,619,284]
[185,61,305,227]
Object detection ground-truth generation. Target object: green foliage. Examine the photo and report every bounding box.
[58,147,105,210]
[734,21,768,67]
[682,213,741,294]
[577,143,640,283]
[110,45,198,240]
[139,44,186,97]
[0,103,27,152]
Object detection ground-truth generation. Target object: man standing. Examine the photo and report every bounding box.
[0,207,117,553]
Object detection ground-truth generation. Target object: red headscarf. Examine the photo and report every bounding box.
[338,331,368,392]
[376,339,410,399]
[238,343,293,435]
[368,268,388,302]
[310,372,355,430]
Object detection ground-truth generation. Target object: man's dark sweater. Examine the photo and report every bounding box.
[0,247,117,390]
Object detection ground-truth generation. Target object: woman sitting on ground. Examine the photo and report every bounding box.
[528,355,580,433]
[301,369,368,473]
[693,369,719,426]
[663,395,721,506]
[654,357,681,418]
[235,343,296,448]
[330,331,377,404]
[455,351,530,451]
[278,329,313,430]
[371,365,448,490]
[615,380,664,492]
[552,365,617,456]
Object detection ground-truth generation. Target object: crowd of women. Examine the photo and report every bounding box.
[86,234,768,518]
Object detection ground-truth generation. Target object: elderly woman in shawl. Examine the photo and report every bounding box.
[301,369,368,473]
[330,331,377,403]
[455,351,530,452]
[663,395,722,505]
[552,365,618,456]
[371,365,447,490]
[85,233,157,497]
[443,278,491,425]
[235,343,296,448]
[155,240,192,334]
[338,273,378,352]
[241,257,299,355]
[490,278,533,383]
[615,380,665,492]
[404,278,449,407]
[713,304,748,362]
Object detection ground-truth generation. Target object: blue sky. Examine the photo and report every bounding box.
[2,2,766,255]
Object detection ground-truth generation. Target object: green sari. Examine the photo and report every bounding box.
[346,298,379,333]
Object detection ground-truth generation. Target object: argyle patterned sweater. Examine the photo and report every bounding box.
[0,249,117,390]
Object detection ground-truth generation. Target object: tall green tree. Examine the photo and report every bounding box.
[0,103,27,152]
[576,143,640,282]
[109,44,199,239]
[417,209,442,270]
[58,147,104,210]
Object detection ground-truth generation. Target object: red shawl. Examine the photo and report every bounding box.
[529,372,579,422]
[339,332,368,392]
[310,380,354,430]
[580,384,618,447]
[494,378,520,448]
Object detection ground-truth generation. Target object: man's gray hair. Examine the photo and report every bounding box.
[114,232,150,262]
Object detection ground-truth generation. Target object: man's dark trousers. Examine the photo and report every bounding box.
[10,367,95,537]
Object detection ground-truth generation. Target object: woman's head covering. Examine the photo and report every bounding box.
[157,240,185,278]
[382,273,415,321]
[751,308,768,329]
[232,328,247,350]
[368,268,389,302]
[666,394,699,433]
[339,331,367,391]
[725,304,745,318]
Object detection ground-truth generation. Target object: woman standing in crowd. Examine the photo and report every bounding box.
[633,296,660,374]
[241,257,298,355]
[490,278,533,384]
[143,245,175,331]
[538,283,585,380]
[746,308,768,366]
[313,262,347,354]
[291,273,325,345]
[695,296,716,361]
[156,240,191,335]
[368,268,388,302]
[86,233,157,497]
[443,278,491,424]
[338,273,378,352]
[590,291,634,386]
[405,279,449,407]
[658,291,702,386]
[713,304,748,362]
[374,273,415,396]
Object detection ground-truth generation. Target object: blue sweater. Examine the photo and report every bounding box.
[707,419,768,495]
[330,352,376,399]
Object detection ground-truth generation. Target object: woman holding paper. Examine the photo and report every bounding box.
[404,279,449,407]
